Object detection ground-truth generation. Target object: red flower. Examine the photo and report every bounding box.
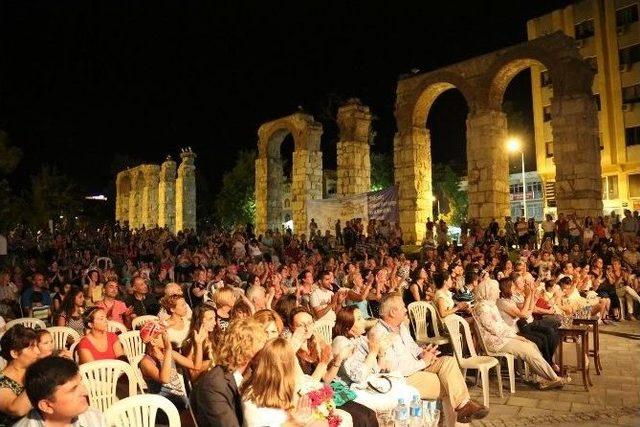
[327,413,342,427]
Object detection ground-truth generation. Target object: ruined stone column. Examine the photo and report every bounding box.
[115,171,130,224]
[291,149,323,235]
[337,99,372,196]
[254,157,268,234]
[465,109,510,226]
[394,127,432,245]
[176,150,197,232]
[266,156,284,231]
[128,171,143,229]
[551,93,602,217]
[140,165,160,228]
[158,158,177,232]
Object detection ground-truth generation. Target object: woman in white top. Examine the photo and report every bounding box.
[433,271,469,319]
[473,278,563,390]
[160,294,191,348]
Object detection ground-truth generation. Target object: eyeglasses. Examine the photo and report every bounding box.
[295,321,315,329]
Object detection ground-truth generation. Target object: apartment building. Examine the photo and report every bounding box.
[527,0,640,214]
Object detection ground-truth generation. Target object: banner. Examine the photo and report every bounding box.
[305,186,398,234]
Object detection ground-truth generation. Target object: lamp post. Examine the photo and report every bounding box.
[507,137,527,219]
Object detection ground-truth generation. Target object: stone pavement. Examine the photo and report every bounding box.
[465,320,640,426]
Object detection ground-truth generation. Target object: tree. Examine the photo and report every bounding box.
[214,150,256,227]
[29,165,82,227]
[0,130,22,175]
[433,163,468,226]
[370,152,393,191]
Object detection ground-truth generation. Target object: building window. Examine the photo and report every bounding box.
[602,176,619,200]
[616,4,639,27]
[575,19,595,40]
[540,70,552,87]
[626,126,640,146]
[545,141,554,158]
[630,174,640,198]
[543,105,552,122]
[619,43,640,68]
[584,56,598,73]
[622,84,640,104]
[593,93,601,111]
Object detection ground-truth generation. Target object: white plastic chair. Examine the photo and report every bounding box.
[104,394,180,427]
[471,312,517,393]
[444,314,502,407]
[46,326,81,351]
[407,302,450,346]
[5,317,46,330]
[119,331,145,363]
[130,354,148,390]
[313,319,334,344]
[69,341,80,363]
[107,320,128,334]
[131,315,159,330]
[79,359,138,412]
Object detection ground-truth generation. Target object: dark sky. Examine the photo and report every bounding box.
[0,0,574,197]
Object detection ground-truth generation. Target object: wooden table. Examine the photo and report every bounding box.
[557,324,592,391]
[573,316,603,375]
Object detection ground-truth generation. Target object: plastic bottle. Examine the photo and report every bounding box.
[394,398,409,427]
[409,395,423,426]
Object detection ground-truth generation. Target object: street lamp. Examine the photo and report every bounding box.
[507,136,527,219]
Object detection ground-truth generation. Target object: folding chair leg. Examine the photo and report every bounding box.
[495,365,503,399]
[480,367,490,407]
[506,357,515,393]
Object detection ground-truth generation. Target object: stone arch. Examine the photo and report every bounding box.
[255,112,323,234]
[394,71,476,243]
[394,32,602,244]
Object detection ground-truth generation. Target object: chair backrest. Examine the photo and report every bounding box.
[96,257,113,271]
[470,312,491,354]
[107,321,128,334]
[313,320,334,344]
[45,326,81,351]
[130,354,148,391]
[131,315,159,330]
[119,331,145,363]
[442,314,478,364]
[69,341,80,363]
[5,317,46,331]
[104,394,180,427]
[79,359,138,412]
[408,301,444,340]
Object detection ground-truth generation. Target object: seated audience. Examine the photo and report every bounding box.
[182,305,217,381]
[76,307,125,364]
[35,330,71,359]
[433,271,469,319]
[124,276,159,320]
[139,321,205,411]
[190,318,267,427]
[56,287,86,336]
[95,280,131,327]
[372,295,488,423]
[474,278,564,389]
[0,325,40,426]
[14,356,105,427]
[158,282,193,322]
[160,294,191,347]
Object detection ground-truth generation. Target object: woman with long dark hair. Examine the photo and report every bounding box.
[56,287,86,335]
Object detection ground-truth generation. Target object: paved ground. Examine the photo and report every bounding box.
[466,320,640,427]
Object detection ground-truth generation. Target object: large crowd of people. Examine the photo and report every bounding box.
[0,209,639,426]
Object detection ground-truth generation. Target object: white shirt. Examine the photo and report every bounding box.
[541,220,556,233]
[242,401,288,427]
[310,286,333,310]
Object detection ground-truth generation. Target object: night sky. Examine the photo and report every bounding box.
[1,0,574,198]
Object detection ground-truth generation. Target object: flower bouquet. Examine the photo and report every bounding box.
[305,384,342,427]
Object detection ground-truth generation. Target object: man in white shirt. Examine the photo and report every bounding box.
[540,214,556,244]
[16,356,106,427]
[372,295,488,424]
[309,270,347,320]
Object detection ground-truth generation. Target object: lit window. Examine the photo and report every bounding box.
[616,4,639,27]
[622,84,640,104]
[629,174,640,198]
[619,44,640,67]
[626,126,640,146]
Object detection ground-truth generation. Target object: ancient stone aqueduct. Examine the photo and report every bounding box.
[255,32,603,244]
[115,149,197,232]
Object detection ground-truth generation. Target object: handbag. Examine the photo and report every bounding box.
[366,374,393,394]
[329,379,357,407]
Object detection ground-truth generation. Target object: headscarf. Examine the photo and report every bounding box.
[474,277,500,303]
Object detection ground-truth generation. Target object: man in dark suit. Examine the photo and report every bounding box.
[190,317,267,427]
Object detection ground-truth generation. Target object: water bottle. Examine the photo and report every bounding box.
[408,395,423,427]
[394,398,409,426]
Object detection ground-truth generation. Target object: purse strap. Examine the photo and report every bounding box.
[367,375,392,394]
